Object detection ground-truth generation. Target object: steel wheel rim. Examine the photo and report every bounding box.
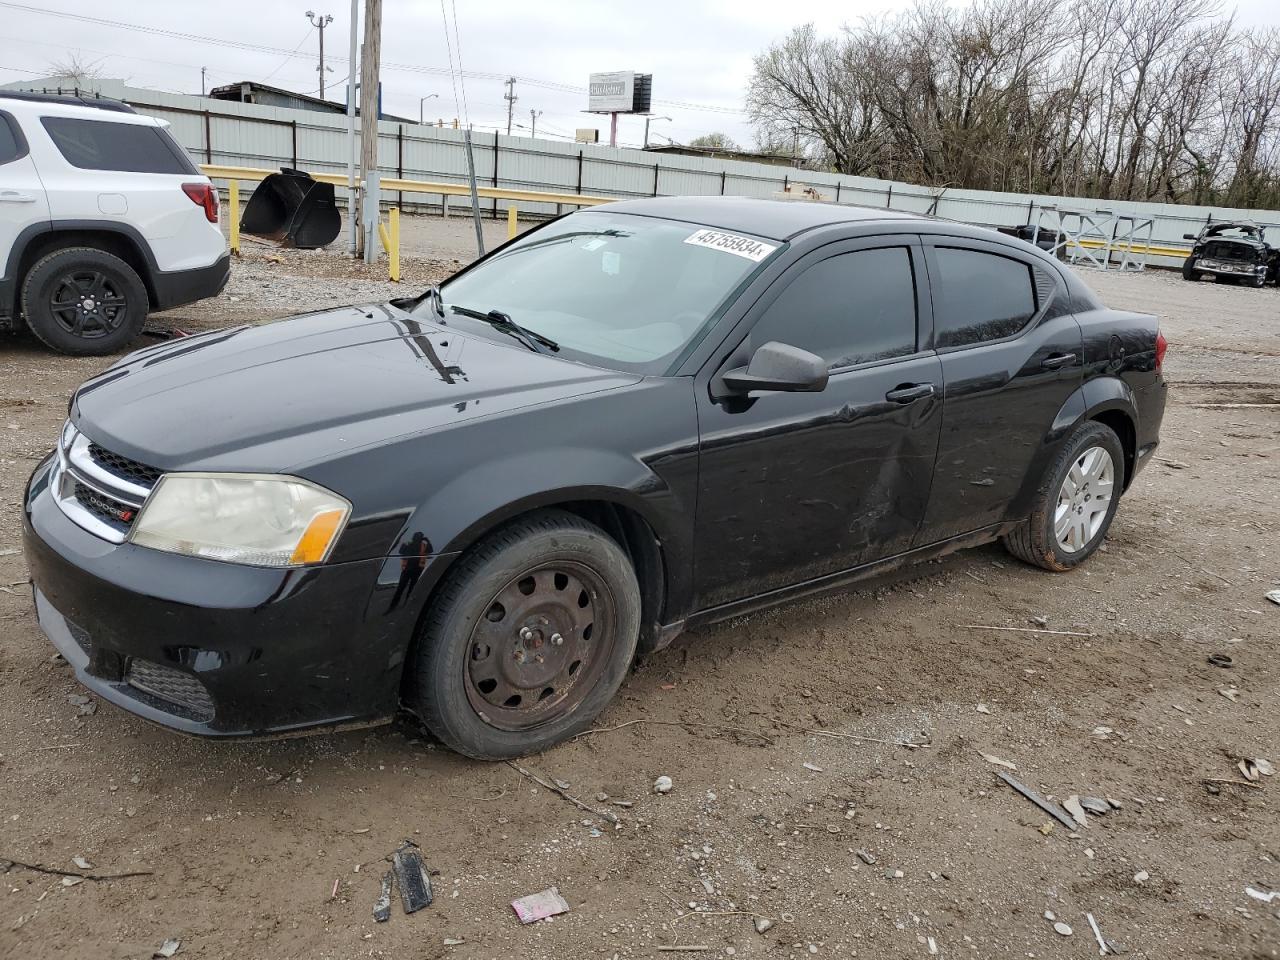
[1054,446,1114,554]
[464,560,617,732]
[49,270,129,340]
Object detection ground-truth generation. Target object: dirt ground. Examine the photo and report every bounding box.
[1,217,1277,960]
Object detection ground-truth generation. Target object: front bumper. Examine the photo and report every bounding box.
[23,455,431,737]
[1196,259,1266,280]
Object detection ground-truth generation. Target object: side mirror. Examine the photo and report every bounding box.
[721,341,829,394]
[1183,233,1198,241]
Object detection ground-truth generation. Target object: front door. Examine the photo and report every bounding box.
[693,237,942,610]
[0,112,51,320]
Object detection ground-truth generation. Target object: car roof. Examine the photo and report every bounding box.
[601,195,926,241]
[0,92,157,125]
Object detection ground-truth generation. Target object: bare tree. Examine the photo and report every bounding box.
[43,53,107,89]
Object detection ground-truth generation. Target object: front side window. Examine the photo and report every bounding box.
[425,211,779,374]
[749,247,918,370]
[0,113,24,165]
[40,117,196,174]
[932,247,1037,348]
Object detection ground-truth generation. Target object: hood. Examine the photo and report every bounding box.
[72,303,639,472]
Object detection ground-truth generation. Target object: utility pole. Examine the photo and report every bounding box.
[200,66,206,97]
[306,11,335,99]
[358,0,381,260]
[345,0,358,256]
[643,115,671,148]
[419,93,438,124]
[503,76,518,136]
[529,109,542,138]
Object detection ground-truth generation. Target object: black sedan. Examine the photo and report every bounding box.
[23,197,1168,759]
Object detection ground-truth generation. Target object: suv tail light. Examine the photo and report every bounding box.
[1155,330,1168,372]
[181,183,219,223]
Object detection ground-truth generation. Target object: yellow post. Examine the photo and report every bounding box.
[389,207,400,282]
[228,179,240,255]
[507,203,517,240]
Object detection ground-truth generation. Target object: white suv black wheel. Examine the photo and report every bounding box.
[21,247,148,356]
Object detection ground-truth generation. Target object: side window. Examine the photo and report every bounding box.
[0,113,25,165]
[932,247,1037,348]
[39,117,197,175]
[751,247,918,370]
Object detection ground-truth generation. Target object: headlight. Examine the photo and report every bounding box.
[129,473,351,567]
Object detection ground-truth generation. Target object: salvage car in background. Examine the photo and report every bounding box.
[1182,220,1279,287]
[24,197,1167,759]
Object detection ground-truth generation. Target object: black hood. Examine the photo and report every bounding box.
[71,303,639,473]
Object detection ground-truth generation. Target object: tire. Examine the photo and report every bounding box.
[408,509,641,759]
[1251,274,1266,288]
[1002,421,1126,572]
[21,247,149,356]
[1181,256,1200,281]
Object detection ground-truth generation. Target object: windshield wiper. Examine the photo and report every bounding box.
[450,305,559,354]
[393,283,445,319]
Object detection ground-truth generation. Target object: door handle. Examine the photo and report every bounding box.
[1041,352,1077,370]
[0,190,38,203]
[885,382,935,404]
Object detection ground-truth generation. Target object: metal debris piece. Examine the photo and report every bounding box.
[1265,589,1280,606]
[71,856,92,870]
[392,842,433,914]
[1256,759,1275,776]
[802,762,824,772]
[60,876,83,887]
[66,694,89,706]
[1206,653,1233,668]
[1218,687,1241,702]
[1091,726,1113,739]
[993,771,1077,830]
[511,886,570,923]
[1239,760,1261,782]
[153,940,181,959]
[976,703,992,714]
[373,870,393,922]
[1086,912,1110,955]
[1062,796,1089,828]
[1246,887,1279,904]
[855,849,877,865]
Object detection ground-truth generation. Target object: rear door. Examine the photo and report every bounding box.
[0,110,51,318]
[693,235,943,610]
[916,237,1083,543]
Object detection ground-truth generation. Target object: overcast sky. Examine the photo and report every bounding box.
[1,0,1275,149]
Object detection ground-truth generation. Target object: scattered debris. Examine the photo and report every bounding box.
[754,917,774,934]
[443,937,466,946]
[373,871,392,923]
[1238,758,1273,781]
[1062,796,1089,828]
[1086,912,1110,955]
[993,771,1077,830]
[71,856,92,870]
[330,877,340,900]
[802,762,824,773]
[927,935,938,955]
[60,876,83,887]
[978,751,1017,771]
[1246,887,1278,904]
[855,849,877,865]
[653,775,674,794]
[1079,796,1110,816]
[153,939,181,958]
[655,947,710,953]
[1265,590,1280,606]
[961,623,1094,637]
[1053,921,1073,936]
[0,856,152,882]
[506,762,619,823]
[1218,687,1241,703]
[1043,910,1056,921]
[1134,870,1149,884]
[391,842,433,914]
[1203,777,1261,790]
[511,886,570,924]
[1206,653,1233,668]
[976,703,992,714]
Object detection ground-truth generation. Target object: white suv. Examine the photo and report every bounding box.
[0,92,228,355]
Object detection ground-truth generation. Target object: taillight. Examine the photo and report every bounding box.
[1155,330,1168,372]
[181,183,219,223]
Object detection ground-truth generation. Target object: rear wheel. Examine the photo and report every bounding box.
[1181,256,1200,281]
[21,247,148,356]
[408,510,641,759]
[1003,421,1125,572]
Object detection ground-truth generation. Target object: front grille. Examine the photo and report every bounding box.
[125,659,215,722]
[87,443,163,488]
[71,480,136,534]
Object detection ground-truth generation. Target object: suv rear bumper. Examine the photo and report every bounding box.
[152,252,230,311]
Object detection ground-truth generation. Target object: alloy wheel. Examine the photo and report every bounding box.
[49,270,129,340]
[1054,446,1114,553]
[465,561,616,731]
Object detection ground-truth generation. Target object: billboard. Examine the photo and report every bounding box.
[588,72,652,114]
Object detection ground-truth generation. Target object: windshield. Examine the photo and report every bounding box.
[422,210,779,374]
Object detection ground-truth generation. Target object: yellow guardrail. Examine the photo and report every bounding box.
[1072,238,1191,259]
[200,164,612,279]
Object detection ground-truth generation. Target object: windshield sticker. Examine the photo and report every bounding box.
[683,229,777,262]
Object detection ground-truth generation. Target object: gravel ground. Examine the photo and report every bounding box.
[0,216,1277,960]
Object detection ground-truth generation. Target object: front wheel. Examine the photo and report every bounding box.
[1181,256,1200,281]
[1002,421,1125,572]
[408,510,641,759]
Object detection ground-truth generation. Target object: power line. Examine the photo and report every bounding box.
[437,0,462,125]
[448,0,470,126]
[262,26,314,83]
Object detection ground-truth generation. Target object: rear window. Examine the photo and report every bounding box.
[40,117,197,174]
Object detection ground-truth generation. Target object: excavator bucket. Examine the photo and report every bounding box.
[239,168,341,249]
